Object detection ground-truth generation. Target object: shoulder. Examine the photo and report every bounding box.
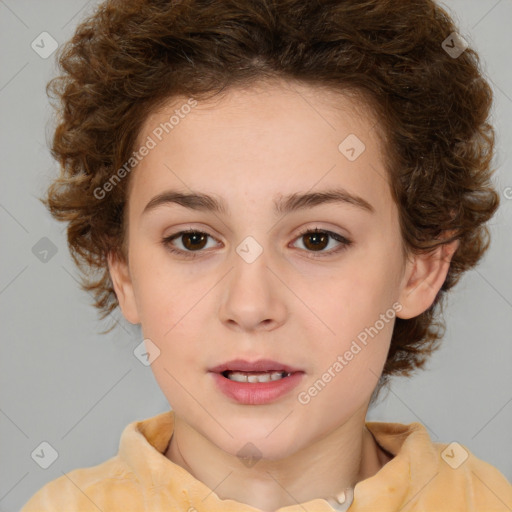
[429,440,512,511]
[21,411,176,511]
[366,421,512,510]
[20,456,142,511]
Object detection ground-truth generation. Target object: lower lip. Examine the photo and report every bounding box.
[210,371,305,405]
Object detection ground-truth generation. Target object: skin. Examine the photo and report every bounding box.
[108,79,459,512]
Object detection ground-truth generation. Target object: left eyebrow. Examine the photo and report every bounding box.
[142,187,375,217]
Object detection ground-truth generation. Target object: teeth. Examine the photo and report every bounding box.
[225,371,290,383]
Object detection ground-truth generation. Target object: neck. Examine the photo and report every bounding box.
[165,411,391,512]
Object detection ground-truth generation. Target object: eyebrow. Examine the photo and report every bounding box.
[142,187,375,217]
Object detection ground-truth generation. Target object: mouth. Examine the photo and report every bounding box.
[209,358,303,377]
[208,359,305,405]
[220,370,293,383]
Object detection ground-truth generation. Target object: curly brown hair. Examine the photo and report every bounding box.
[42,0,499,399]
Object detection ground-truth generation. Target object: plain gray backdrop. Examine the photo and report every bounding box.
[1,1,511,510]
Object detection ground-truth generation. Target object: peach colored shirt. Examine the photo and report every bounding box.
[21,410,512,511]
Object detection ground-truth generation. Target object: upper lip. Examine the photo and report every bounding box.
[209,359,303,374]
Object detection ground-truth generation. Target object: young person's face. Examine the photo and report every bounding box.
[109,80,454,459]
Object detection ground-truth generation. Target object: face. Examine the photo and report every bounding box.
[108,80,453,460]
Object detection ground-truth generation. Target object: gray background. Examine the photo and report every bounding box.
[1,0,511,510]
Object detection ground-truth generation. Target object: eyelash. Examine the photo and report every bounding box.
[161,227,353,260]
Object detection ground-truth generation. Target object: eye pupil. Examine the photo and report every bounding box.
[183,232,207,250]
[303,231,328,251]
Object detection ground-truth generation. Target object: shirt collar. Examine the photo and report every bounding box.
[119,410,440,511]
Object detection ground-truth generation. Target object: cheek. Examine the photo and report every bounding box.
[318,256,400,342]
[135,275,207,343]
[128,245,195,330]
[301,288,395,410]
[302,248,401,392]
[129,253,217,373]
[133,271,209,410]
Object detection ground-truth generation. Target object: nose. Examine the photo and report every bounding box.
[217,242,287,333]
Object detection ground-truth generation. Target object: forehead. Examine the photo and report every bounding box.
[128,80,392,218]
[138,79,381,146]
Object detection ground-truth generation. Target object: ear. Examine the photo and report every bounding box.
[107,250,140,324]
[397,237,460,320]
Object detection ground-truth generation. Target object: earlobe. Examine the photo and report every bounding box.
[397,238,459,320]
[107,250,141,325]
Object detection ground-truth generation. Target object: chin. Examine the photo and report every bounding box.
[222,436,300,463]
[211,420,304,462]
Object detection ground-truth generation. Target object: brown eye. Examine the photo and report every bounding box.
[301,230,330,251]
[180,232,208,251]
[162,229,218,258]
[292,227,352,257]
